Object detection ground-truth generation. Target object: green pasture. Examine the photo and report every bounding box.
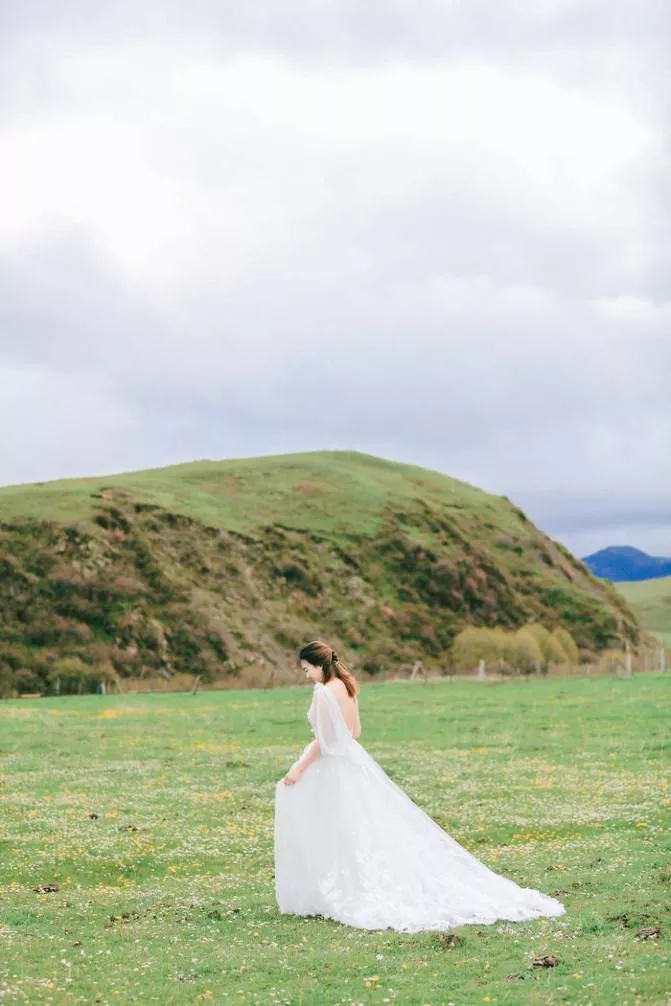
[1,675,669,1005]
[617,578,671,650]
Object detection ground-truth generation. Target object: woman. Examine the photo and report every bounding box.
[274,640,566,932]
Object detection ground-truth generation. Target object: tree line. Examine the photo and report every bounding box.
[451,623,580,675]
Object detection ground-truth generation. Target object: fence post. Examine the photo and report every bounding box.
[477,659,486,680]
[410,660,423,681]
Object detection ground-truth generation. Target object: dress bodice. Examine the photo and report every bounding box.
[307,683,354,753]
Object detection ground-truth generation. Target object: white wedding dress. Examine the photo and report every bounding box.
[274,683,565,932]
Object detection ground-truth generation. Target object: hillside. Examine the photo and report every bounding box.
[0,451,639,694]
[617,577,671,649]
[583,545,671,582]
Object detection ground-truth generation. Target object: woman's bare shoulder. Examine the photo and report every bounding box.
[326,679,348,696]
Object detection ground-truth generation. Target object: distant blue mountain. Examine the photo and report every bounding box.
[582,546,671,582]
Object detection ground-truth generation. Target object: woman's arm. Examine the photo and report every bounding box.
[283,739,321,785]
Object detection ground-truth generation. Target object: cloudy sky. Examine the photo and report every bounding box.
[1,1,669,557]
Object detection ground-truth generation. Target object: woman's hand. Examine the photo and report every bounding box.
[283,764,302,786]
[282,740,320,785]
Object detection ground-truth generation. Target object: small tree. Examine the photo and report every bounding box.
[514,629,544,677]
[451,627,496,670]
[545,633,569,669]
[13,668,42,694]
[98,661,120,692]
[525,624,552,675]
[47,657,100,695]
[526,623,550,654]
[552,627,579,666]
[488,628,516,673]
[0,665,15,699]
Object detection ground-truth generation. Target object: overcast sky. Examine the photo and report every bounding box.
[1,1,669,557]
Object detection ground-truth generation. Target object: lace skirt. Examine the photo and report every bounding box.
[274,741,565,932]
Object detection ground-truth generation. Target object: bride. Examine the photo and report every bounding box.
[274,640,566,932]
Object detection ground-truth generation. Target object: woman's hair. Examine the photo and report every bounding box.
[299,640,359,698]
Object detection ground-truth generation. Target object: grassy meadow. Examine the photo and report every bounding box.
[617,578,671,650]
[1,674,669,1006]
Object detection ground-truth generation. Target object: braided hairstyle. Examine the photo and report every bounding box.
[299,640,358,698]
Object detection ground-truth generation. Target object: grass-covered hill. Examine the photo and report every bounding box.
[0,451,638,694]
[617,576,671,649]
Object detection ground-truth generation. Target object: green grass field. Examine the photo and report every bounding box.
[1,675,669,1005]
[617,578,671,650]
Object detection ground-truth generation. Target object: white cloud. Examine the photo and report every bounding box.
[0,2,668,557]
[0,46,656,293]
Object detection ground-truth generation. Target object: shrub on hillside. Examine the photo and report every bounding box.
[526,623,551,655]
[0,666,15,698]
[515,623,579,673]
[552,627,579,665]
[272,562,321,595]
[360,642,391,676]
[13,668,43,694]
[487,627,517,668]
[0,643,27,670]
[514,628,544,676]
[451,627,496,669]
[47,657,104,695]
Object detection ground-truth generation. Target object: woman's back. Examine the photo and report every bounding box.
[325,678,361,737]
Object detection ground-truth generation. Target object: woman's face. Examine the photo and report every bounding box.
[301,659,323,684]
